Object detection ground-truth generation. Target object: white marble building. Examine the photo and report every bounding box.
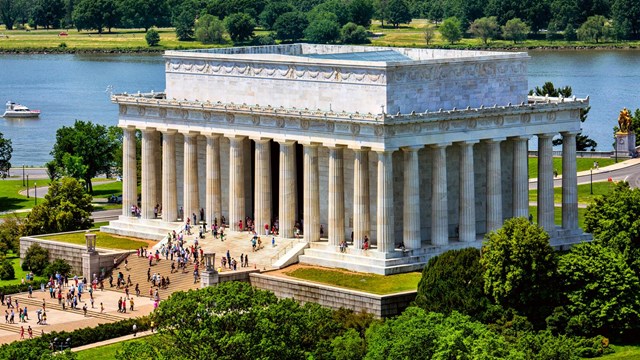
[102,44,589,274]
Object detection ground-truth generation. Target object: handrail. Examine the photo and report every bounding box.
[270,241,298,265]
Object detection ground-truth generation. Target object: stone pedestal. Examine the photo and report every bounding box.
[616,132,636,157]
[82,252,100,279]
[200,270,219,288]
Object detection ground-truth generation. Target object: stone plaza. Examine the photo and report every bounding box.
[102,44,589,274]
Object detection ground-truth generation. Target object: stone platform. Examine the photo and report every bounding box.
[101,216,183,241]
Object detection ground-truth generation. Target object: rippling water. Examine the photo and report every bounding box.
[1,50,639,166]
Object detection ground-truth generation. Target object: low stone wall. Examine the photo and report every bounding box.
[20,234,130,278]
[249,272,416,318]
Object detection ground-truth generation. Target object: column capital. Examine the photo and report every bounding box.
[509,135,531,142]
[204,133,222,139]
[324,143,347,149]
[457,140,479,146]
[348,145,371,151]
[225,134,246,140]
[401,145,423,152]
[560,130,579,137]
[119,125,137,131]
[374,147,398,154]
[274,139,296,145]
[429,142,451,149]
[483,137,506,144]
[299,141,322,147]
[537,133,556,140]
[141,127,157,134]
[180,130,200,138]
[160,129,178,135]
[251,137,271,144]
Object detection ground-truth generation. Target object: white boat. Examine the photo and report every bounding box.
[2,101,40,118]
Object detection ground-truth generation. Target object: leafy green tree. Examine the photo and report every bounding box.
[32,0,65,29]
[564,23,577,41]
[423,24,435,44]
[0,213,21,255]
[427,0,444,24]
[550,0,580,29]
[73,0,119,33]
[43,259,72,278]
[51,120,118,193]
[612,0,640,39]
[145,28,160,46]
[224,12,255,42]
[259,1,294,30]
[439,16,462,44]
[0,132,12,179]
[0,259,15,281]
[385,0,411,28]
[373,0,389,27]
[558,242,640,338]
[21,243,50,275]
[173,8,195,40]
[195,14,225,44]
[469,16,499,44]
[305,18,341,43]
[118,0,169,31]
[348,0,375,27]
[331,328,366,360]
[546,22,560,41]
[502,17,530,43]
[577,15,610,42]
[341,22,369,44]
[481,217,559,326]
[273,11,308,42]
[0,0,27,30]
[22,177,94,236]
[414,248,496,322]
[530,81,572,98]
[308,0,350,26]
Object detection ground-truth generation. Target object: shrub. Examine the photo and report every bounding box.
[145,28,160,46]
[0,259,14,280]
[195,14,226,44]
[341,22,369,44]
[21,243,50,276]
[43,259,72,279]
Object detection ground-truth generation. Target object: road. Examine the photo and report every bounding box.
[529,158,640,190]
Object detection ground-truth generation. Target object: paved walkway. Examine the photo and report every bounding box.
[70,330,154,352]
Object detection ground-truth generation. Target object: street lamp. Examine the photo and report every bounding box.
[22,165,25,186]
[34,182,37,206]
[590,167,593,195]
[26,174,29,198]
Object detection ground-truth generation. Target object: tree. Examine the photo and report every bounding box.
[22,177,94,236]
[21,243,50,275]
[546,21,560,42]
[305,18,341,43]
[32,0,64,29]
[577,15,610,43]
[564,23,577,41]
[43,259,72,278]
[481,217,559,326]
[0,0,27,30]
[0,259,14,281]
[341,22,369,44]
[0,213,21,255]
[385,0,411,28]
[273,11,308,42]
[0,132,12,179]
[558,242,640,339]
[531,81,572,98]
[118,0,169,31]
[423,24,435,44]
[414,248,496,322]
[308,0,350,26]
[224,12,255,43]
[502,17,530,43]
[173,9,195,40]
[331,328,366,360]
[373,0,389,27]
[348,0,375,27]
[469,16,499,44]
[612,0,640,40]
[50,121,118,193]
[195,14,225,44]
[72,0,119,34]
[259,1,294,30]
[439,16,462,44]
[145,28,160,46]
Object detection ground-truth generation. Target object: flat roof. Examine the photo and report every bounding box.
[297,50,413,62]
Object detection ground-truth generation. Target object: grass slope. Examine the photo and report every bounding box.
[284,267,421,294]
[40,231,148,250]
[528,206,587,229]
[528,157,615,179]
[530,181,616,204]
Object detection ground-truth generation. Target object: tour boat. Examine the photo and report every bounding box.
[2,101,40,118]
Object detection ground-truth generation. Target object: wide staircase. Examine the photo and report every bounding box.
[101,216,183,241]
[16,297,125,323]
[109,254,200,300]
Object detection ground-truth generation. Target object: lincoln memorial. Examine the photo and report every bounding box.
[102,44,589,274]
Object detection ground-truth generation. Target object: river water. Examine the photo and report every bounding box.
[1,50,639,166]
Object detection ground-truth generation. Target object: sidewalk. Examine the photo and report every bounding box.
[70,330,153,353]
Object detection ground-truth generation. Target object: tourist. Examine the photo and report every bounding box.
[20,326,24,339]
[100,302,104,313]
[83,303,87,317]
[27,326,32,339]
[132,323,137,337]
[244,254,248,268]
[130,297,134,312]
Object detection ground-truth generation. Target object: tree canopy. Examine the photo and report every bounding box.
[502,17,530,43]
[0,132,12,179]
[439,16,462,44]
[224,12,256,42]
[469,16,499,44]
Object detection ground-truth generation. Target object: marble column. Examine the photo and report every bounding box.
[459,141,477,242]
[485,139,504,232]
[512,137,529,218]
[183,132,199,223]
[162,130,177,222]
[303,143,320,243]
[278,140,296,238]
[353,148,370,249]
[141,128,157,219]
[431,144,449,246]
[254,138,272,236]
[154,132,162,208]
[562,132,579,231]
[403,146,421,249]
[228,136,246,231]
[206,134,222,226]
[122,127,137,217]
[376,150,394,253]
[538,133,555,232]
[328,146,345,247]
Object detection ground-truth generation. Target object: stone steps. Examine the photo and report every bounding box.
[17,297,125,322]
[101,217,182,242]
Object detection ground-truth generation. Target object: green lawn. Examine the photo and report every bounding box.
[41,231,148,250]
[284,267,421,295]
[0,179,50,212]
[75,337,152,360]
[528,157,615,179]
[530,181,616,205]
[0,252,30,286]
[528,206,587,229]
[92,181,123,199]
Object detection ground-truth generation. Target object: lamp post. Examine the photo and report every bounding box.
[34,182,37,205]
[590,167,593,195]
[26,174,29,198]
[22,165,25,186]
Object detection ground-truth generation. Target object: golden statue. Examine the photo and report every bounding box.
[618,108,632,133]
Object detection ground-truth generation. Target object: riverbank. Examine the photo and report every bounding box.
[2,22,640,54]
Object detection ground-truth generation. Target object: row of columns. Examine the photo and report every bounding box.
[122,127,579,253]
